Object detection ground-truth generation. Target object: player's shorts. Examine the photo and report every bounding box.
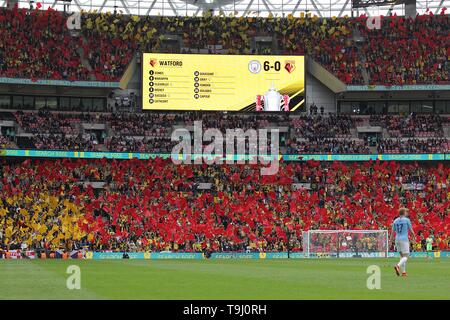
[426,244,433,251]
[396,240,410,254]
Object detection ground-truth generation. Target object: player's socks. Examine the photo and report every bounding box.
[402,272,407,277]
[398,256,407,267]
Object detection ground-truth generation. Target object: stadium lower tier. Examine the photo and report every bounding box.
[2,112,450,154]
[0,158,449,252]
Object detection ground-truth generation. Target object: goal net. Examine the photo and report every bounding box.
[302,230,388,258]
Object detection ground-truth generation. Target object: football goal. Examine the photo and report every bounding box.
[302,230,389,258]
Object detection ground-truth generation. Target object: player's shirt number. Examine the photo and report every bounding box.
[395,223,404,233]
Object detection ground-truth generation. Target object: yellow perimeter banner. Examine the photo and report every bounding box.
[142,53,305,111]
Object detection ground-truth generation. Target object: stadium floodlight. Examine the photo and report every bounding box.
[302,230,389,258]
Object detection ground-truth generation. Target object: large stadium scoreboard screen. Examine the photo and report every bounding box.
[142,53,305,112]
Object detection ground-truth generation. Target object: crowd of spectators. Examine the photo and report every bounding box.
[0,134,13,148]
[291,115,354,139]
[106,136,145,152]
[108,113,172,136]
[370,114,444,137]
[176,113,290,139]
[287,138,370,154]
[89,11,449,85]
[0,7,89,81]
[32,133,97,151]
[82,14,138,81]
[2,111,449,154]
[377,138,450,154]
[0,158,448,252]
[14,110,80,134]
[357,13,450,86]
[79,11,450,85]
[0,6,448,85]
[106,136,176,153]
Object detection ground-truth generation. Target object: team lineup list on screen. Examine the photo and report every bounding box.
[142,53,305,112]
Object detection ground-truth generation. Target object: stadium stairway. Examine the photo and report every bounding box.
[443,125,450,138]
[76,36,96,81]
[119,56,138,90]
[352,26,370,85]
[382,128,391,139]
[359,54,370,85]
[307,58,346,93]
[349,127,359,139]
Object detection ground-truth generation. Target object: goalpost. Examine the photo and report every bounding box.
[302,230,389,258]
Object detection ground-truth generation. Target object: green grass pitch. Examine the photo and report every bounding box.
[0,258,449,299]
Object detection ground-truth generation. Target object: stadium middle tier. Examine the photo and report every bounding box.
[1,111,450,154]
[0,158,448,252]
[0,7,449,85]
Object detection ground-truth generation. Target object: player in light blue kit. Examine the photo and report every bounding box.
[390,208,416,277]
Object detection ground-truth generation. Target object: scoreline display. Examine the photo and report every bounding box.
[142,53,305,112]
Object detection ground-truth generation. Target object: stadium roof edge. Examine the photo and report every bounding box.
[5,0,450,18]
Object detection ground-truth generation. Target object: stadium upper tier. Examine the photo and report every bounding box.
[0,6,449,85]
[1,111,449,154]
[0,158,448,251]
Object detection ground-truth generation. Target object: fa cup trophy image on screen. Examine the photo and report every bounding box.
[256,83,290,112]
